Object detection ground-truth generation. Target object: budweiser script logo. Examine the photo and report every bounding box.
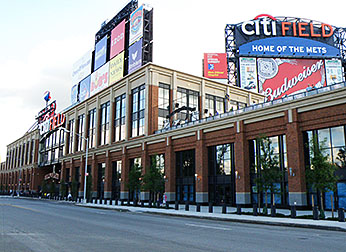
[264,60,324,101]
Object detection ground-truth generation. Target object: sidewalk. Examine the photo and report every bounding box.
[76,201,346,232]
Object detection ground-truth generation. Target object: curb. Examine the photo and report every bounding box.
[76,203,346,233]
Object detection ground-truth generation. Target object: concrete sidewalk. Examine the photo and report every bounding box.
[76,201,346,232]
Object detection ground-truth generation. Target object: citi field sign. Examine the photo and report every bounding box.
[235,15,340,58]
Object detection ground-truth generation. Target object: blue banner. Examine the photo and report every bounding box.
[71,84,78,105]
[79,75,91,102]
[94,36,107,71]
[128,38,143,73]
[239,37,340,57]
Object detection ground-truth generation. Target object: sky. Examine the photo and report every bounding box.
[0,0,345,161]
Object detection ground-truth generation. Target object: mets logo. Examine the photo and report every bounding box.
[131,9,143,34]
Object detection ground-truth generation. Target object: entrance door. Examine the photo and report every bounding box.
[176,149,195,203]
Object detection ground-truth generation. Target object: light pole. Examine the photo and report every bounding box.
[61,127,89,204]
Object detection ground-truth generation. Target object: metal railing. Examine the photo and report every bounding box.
[155,81,346,134]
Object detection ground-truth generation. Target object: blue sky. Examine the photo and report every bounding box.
[0,0,345,160]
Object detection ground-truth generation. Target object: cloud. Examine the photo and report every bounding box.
[0,35,92,160]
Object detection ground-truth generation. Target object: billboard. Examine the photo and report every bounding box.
[128,38,143,73]
[109,51,124,85]
[110,20,125,59]
[203,53,228,79]
[258,58,326,101]
[239,57,258,92]
[129,5,144,45]
[90,62,109,97]
[94,36,107,71]
[72,49,92,84]
[325,59,344,86]
[79,75,91,102]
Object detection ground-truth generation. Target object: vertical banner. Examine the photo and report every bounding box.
[325,59,344,86]
[203,53,228,79]
[72,49,92,84]
[258,58,326,101]
[90,62,109,97]
[128,38,143,73]
[110,20,125,59]
[109,51,124,84]
[71,84,78,105]
[129,5,144,45]
[94,36,107,71]
[239,57,258,92]
[79,75,91,102]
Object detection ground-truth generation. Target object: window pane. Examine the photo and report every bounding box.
[318,128,331,148]
[331,126,345,147]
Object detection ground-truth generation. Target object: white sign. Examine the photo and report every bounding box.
[129,5,144,45]
[325,59,344,86]
[90,62,109,97]
[72,49,92,84]
[239,57,258,92]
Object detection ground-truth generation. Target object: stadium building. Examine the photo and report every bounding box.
[1,1,346,209]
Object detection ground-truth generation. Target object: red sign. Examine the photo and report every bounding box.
[110,20,125,59]
[204,53,228,79]
[258,58,326,101]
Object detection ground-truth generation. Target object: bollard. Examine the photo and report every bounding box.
[114,199,118,206]
[127,200,130,206]
[175,201,179,210]
[165,202,169,209]
[109,199,112,205]
[209,202,213,213]
[290,205,296,218]
[222,203,227,214]
[185,201,189,211]
[141,201,144,207]
[253,203,258,216]
[104,199,108,205]
[236,204,241,215]
[271,205,276,217]
[338,208,345,222]
[313,206,319,220]
[121,199,124,206]
[149,200,152,208]
[196,203,201,212]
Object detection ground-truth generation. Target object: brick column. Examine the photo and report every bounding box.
[90,154,98,198]
[165,136,176,202]
[141,142,150,201]
[286,109,307,206]
[195,130,208,203]
[78,157,85,197]
[104,150,112,199]
[235,120,251,205]
[120,147,129,200]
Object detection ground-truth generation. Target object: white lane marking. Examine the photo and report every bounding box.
[185,223,232,231]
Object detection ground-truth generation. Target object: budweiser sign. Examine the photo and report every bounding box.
[258,58,326,101]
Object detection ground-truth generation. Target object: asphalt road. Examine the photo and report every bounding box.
[0,197,345,252]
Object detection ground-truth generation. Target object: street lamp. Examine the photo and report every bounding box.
[61,127,89,204]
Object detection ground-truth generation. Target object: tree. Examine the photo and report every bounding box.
[142,156,165,206]
[336,147,346,169]
[126,163,142,203]
[48,181,56,197]
[253,136,283,214]
[59,179,67,198]
[41,180,48,196]
[71,179,79,200]
[306,135,339,219]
